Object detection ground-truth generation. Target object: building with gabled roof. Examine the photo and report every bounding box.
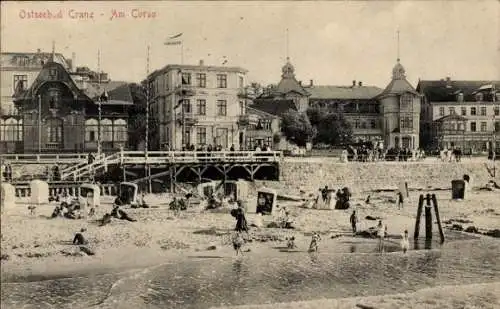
[417,77,500,152]
[0,55,134,154]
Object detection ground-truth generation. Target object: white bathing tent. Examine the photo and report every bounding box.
[30,180,49,205]
[1,183,16,211]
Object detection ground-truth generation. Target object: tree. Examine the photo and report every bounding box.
[281,109,316,147]
[315,112,353,145]
[128,83,158,150]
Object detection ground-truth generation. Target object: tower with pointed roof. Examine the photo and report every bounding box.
[377,58,421,150]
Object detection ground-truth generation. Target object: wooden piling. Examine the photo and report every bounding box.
[432,194,445,243]
[414,194,424,239]
[425,194,433,240]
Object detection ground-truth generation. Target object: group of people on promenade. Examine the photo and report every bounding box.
[165,143,274,152]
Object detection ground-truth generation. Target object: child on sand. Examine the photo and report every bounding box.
[350,210,358,234]
[401,230,410,253]
[308,232,321,252]
[232,232,245,256]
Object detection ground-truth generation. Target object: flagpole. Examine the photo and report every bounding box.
[181,40,184,65]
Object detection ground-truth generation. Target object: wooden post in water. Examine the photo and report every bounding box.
[424,194,433,240]
[414,194,424,239]
[432,194,445,243]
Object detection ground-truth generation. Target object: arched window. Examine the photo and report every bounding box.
[113,119,127,142]
[18,119,23,141]
[46,118,63,143]
[4,118,18,141]
[101,118,113,141]
[85,118,98,142]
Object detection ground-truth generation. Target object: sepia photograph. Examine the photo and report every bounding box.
[0,1,499,308]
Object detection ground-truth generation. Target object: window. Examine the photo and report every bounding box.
[439,107,445,116]
[239,76,244,89]
[217,100,227,116]
[495,121,500,132]
[196,127,206,145]
[470,122,476,132]
[494,106,500,116]
[360,122,367,129]
[461,107,467,116]
[113,119,127,142]
[85,119,98,142]
[48,89,60,109]
[19,56,29,66]
[354,119,360,128]
[480,122,487,132]
[217,74,227,88]
[196,99,206,115]
[470,107,476,116]
[48,68,58,80]
[101,118,113,141]
[215,128,228,148]
[370,120,377,129]
[400,117,413,129]
[475,93,483,102]
[182,99,191,114]
[480,107,487,116]
[13,75,28,92]
[183,128,191,145]
[400,94,412,107]
[449,107,455,115]
[0,118,22,141]
[181,73,191,85]
[47,118,63,143]
[457,93,464,103]
[196,73,206,88]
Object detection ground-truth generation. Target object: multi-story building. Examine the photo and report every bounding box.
[1,53,134,154]
[418,78,500,152]
[253,57,421,150]
[147,60,248,150]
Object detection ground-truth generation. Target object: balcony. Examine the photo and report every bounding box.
[176,112,198,126]
[237,115,250,127]
[175,85,196,97]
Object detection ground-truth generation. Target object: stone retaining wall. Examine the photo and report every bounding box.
[264,161,500,194]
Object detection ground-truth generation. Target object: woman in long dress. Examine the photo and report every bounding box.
[234,201,248,233]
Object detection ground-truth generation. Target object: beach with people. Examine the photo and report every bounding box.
[1,159,500,309]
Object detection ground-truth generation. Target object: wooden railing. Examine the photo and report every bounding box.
[119,150,282,164]
[0,153,89,164]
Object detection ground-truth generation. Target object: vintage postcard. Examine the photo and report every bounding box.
[0,1,499,309]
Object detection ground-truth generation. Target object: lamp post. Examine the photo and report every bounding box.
[38,94,41,153]
[97,98,102,155]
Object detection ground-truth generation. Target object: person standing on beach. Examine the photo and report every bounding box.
[377,220,385,252]
[401,230,410,253]
[234,200,249,234]
[308,232,321,252]
[350,210,358,234]
[397,191,404,210]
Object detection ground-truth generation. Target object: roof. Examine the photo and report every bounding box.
[377,78,419,98]
[1,52,69,70]
[246,106,280,119]
[251,99,298,117]
[149,63,247,79]
[417,79,500,102]
[83,81,130,100]
[273,78,310,96]
[307,85,383,100]
[435,114,468,122]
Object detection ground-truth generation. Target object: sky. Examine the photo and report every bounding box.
[1,1,499,88]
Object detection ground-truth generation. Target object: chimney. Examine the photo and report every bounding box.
[199,59,204,66]
[358,81,363,87]
[352,80,356,87]
[309,79,314,87]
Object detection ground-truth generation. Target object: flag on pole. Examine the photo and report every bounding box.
[165,33,183,45]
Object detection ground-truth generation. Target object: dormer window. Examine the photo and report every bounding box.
[457,93,464,103]
[48,89,60,109]
[19,56,30,66]
[495,92,500,102]
[475,92,484,102]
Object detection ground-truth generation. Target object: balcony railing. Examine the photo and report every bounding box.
[237,114,250,127]
[175,85,196,97]
[176,112,198,125]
